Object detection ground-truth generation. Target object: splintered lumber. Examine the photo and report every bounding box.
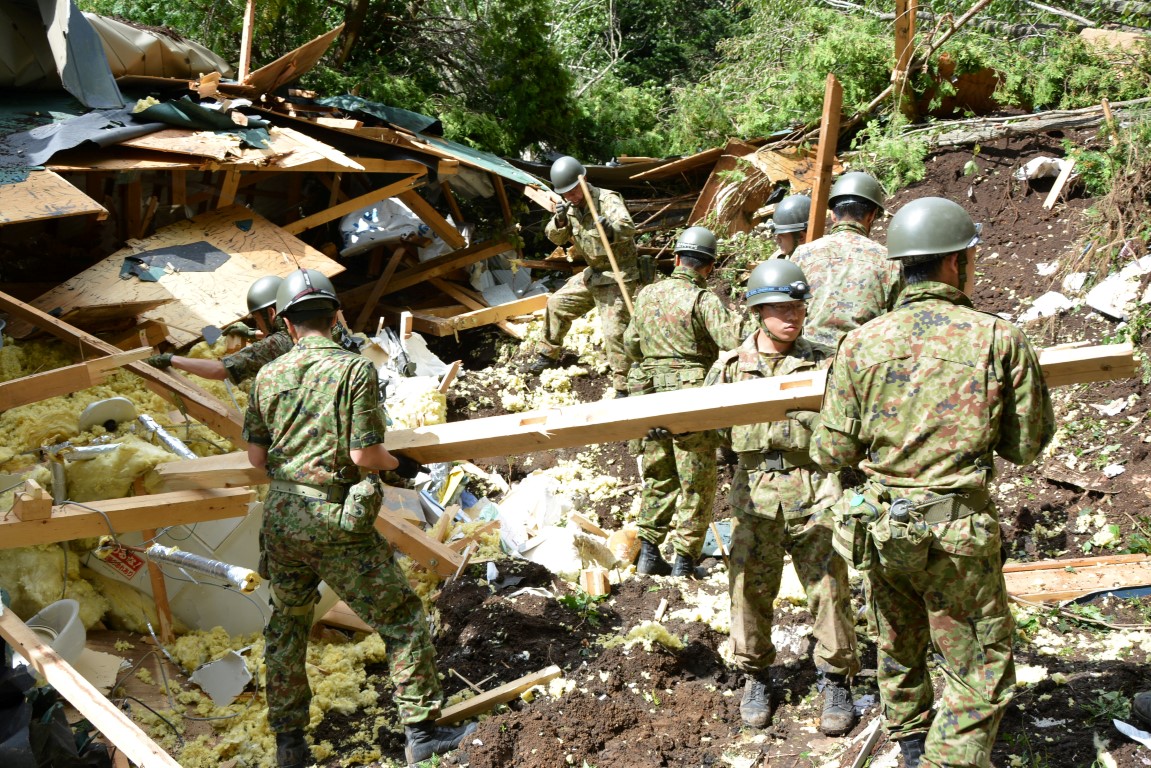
[154,342,1134,469]
[385,342,1132,463]
[1004,553,1151,603]
[0,347,151,410]
[0,169,109,225]
[436,665,562,724]
[152,451,267,490]
[282,173,425,235]
[807,73,842,243]
[0,609,182,768]
[319,600,372,633]
[0,489,254,549]
[0,291,246,443]
[375,509,463,579]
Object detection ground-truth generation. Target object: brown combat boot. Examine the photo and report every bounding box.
[818,673,856,735]
[739,674,770,728]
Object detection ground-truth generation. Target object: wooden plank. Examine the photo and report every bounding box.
[1043,158,1076,210]
[450,294,549,332]
[24,205,344,347]
[1005,554,1151,603]
[122,128,240,161]
[354,245,409,332]
[0,346,151,410]
[0,489,253,549]
[570,512,609,539]
[217,168,241,209]
[631,147,723,181]
[893,0,917,119]
[243,23,345,94]
[398,190,467,249]
[316,117,363,130]
[0,609,183,768]
[123,175,142,242]
[342,240,514,305]
[12,480,52,521]
[687,139,759,226]
[238,0,256,82]
[266,126,366,171]
[142,528,175,644]
[491,174,523,260]
[319,600,372,633]
[807,73,843,243]
[375,509,462,579]
[437,665,562,724]
[428,278,524,339]
[0,169,108,225]
[152,451,266,490]
[282,174,425,235]
[0,291,246,443]
[383,342,1133,465]
[441,181,466,224]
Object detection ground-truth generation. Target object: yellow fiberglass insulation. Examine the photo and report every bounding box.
[64,433,180,502]
[83,566,190,634]
[388,386,447,430]
[0,545,110,629]
[139,629,399,768]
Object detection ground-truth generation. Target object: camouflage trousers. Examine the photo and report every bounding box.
[636,430,718,559]
[262,492,442,734]
[535,271,635,391]
[728,499,858,677]
[869,548,1015,768]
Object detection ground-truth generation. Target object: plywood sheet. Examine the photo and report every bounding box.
[121,128,241,161]
[29,205,345,346]
[0,169,108,225]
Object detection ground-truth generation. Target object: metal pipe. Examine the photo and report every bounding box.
[138,414,197,459]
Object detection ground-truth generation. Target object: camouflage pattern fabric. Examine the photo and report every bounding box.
[223,329,293,383]
[625,267,741,555]
[790,221,903,348]
[538,184,639,389]
[536,274,634,391]
[245,336,443,732]
[708,332,856,676]
[811,281,1055,766]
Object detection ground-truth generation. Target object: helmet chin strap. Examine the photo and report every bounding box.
[759,315,797,344]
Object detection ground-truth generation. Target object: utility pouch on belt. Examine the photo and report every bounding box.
[831,490,879,570]
[870,497,932,573]
[340,475,384,534]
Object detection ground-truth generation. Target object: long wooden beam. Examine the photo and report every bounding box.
[341,239,514,307]
[0,609,182,768]
[1005,553,1151,603]
[150,342,1133,476]
[0,347,150,410]
[397,189,467,249]
[0,489,254,549]
[375,509,462,578]
[282,173,426,235]
[384,342,1134,463]
[0,291,245,443]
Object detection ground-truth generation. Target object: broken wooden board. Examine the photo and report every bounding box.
[375,509,463,579]
[23,205,344,346]
[121,128,241,161]
[687,138,761,229]
[742,147,842,198]
[397,294,549,337]
[1004,553,1151,603]
[319,600,372,634]
[0,291,245,443]
[0,488,254,549]
[437,665,562,724]
[383,342,1133,464]
[242,23,345,94]
[0,609,182,768]
[0,169,109,226]
[0,346,151,411]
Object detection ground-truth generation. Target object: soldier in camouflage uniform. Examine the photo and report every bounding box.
[527,156,639,397]
[244,269,474,768]
[811,198,1055,768]
[146,275,361,382]
[624,226,742,577]
[706,259,858,736]
[769,194,811,259]
[791,172,903,348]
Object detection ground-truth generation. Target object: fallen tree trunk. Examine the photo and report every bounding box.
[154,342,1133,484]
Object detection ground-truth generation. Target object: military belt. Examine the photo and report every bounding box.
[903,488,991,525]
[269,479,349,504]
[738,450,813,472]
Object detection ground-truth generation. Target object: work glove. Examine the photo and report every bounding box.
[647,426,674,441]
[785,410,821,430]
[554,201,569,228]
[223,322,260,340]
[145,352,173,369]
[392,453,428,480]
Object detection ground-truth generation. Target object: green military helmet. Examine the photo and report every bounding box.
[771,194,811,234]
[886,197,981,262]
[276,268,341,315]
[550,155,586,194]
[675,226,717,260]
[828,171,885,211]
[246,275,283,314]
[745,259,811,308]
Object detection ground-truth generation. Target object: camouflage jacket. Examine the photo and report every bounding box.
[790,220,903,348]
[223,320,360,383]
[623,266,742,390]
[546,184,638,286]
[243,336,386,487]
[706,333,839,519]
[811,282,1056,555]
